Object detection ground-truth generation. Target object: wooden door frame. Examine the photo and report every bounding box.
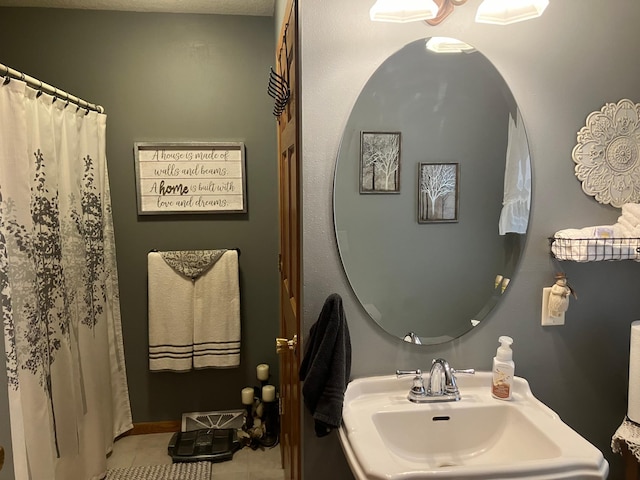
[276,0,301,479]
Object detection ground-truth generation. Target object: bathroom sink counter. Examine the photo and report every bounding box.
[339,373,608,480]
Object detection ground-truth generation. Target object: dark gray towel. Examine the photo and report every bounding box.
[299,293,352,437]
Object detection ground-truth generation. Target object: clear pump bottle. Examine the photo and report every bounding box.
[491,336,515,400]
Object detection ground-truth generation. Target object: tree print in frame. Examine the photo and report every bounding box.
[360,131,401,193]
[418,162,459,223]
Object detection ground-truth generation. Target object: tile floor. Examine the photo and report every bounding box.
[106,432,285,480]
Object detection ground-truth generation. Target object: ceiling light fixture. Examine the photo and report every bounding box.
[475,0,550,25]
[425,37,476,53]
[369,0,439,23]
[369,0,549,25]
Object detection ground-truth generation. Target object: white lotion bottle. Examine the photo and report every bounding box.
[491,336,515,400]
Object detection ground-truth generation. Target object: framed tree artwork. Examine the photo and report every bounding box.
[418,162,459,223]
[360,131,401,193]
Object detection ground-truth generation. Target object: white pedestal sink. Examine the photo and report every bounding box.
[338,372,608,479]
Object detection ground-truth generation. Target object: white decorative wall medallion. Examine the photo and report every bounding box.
[572,99,640,208]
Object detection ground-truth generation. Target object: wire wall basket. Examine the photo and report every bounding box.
[549,237,640,262]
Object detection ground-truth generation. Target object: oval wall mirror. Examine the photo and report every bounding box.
[333,37,531,345]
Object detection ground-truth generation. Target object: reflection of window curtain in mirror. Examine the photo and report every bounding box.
[499,109,531,235]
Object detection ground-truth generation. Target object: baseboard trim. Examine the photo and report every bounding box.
[121,420,181,437]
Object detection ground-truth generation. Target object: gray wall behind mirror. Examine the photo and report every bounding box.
[334,37,527,343]
[0,8,279,460]
[302,1,640,479]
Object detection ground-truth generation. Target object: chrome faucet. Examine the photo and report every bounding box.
[397,358,474,403]
[403,331,422,344]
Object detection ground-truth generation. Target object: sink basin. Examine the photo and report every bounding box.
[338,372,608,479]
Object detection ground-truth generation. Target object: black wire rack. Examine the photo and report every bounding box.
[549,237,640,262]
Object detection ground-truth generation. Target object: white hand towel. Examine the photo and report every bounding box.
[193,250,241,368]
[148,252,194,372]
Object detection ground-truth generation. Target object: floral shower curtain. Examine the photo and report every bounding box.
[0,79,132,480]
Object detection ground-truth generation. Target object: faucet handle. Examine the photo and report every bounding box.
[396,370,426,398]
[445,367,475,394]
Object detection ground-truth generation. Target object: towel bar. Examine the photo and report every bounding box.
[149,248,241,257]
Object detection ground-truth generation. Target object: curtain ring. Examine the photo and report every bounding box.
[1,65,9,85]
[36,80,43,98]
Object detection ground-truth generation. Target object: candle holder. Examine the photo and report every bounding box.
[239,367,279,449]
[244,404,254,429]
[241,386,255,430]
[262,399,279,447]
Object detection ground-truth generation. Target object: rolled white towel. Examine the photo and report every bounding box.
[553,225,621,239]
[551,228,594,261]
[617,216,640,237]
[622,203,640,226]
[553,227,593,239]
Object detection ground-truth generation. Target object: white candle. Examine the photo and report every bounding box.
[257,363,269,381]
[262,384,276,402]
[242,387,254,405]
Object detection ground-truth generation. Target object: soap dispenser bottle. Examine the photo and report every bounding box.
[491,336,515,400]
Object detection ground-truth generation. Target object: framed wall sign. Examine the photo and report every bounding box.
[134,142,247,215]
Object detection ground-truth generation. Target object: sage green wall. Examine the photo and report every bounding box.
[301,1,640,479]
[0,9,278,476]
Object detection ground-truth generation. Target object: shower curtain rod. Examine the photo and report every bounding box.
[0,62,105,114]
